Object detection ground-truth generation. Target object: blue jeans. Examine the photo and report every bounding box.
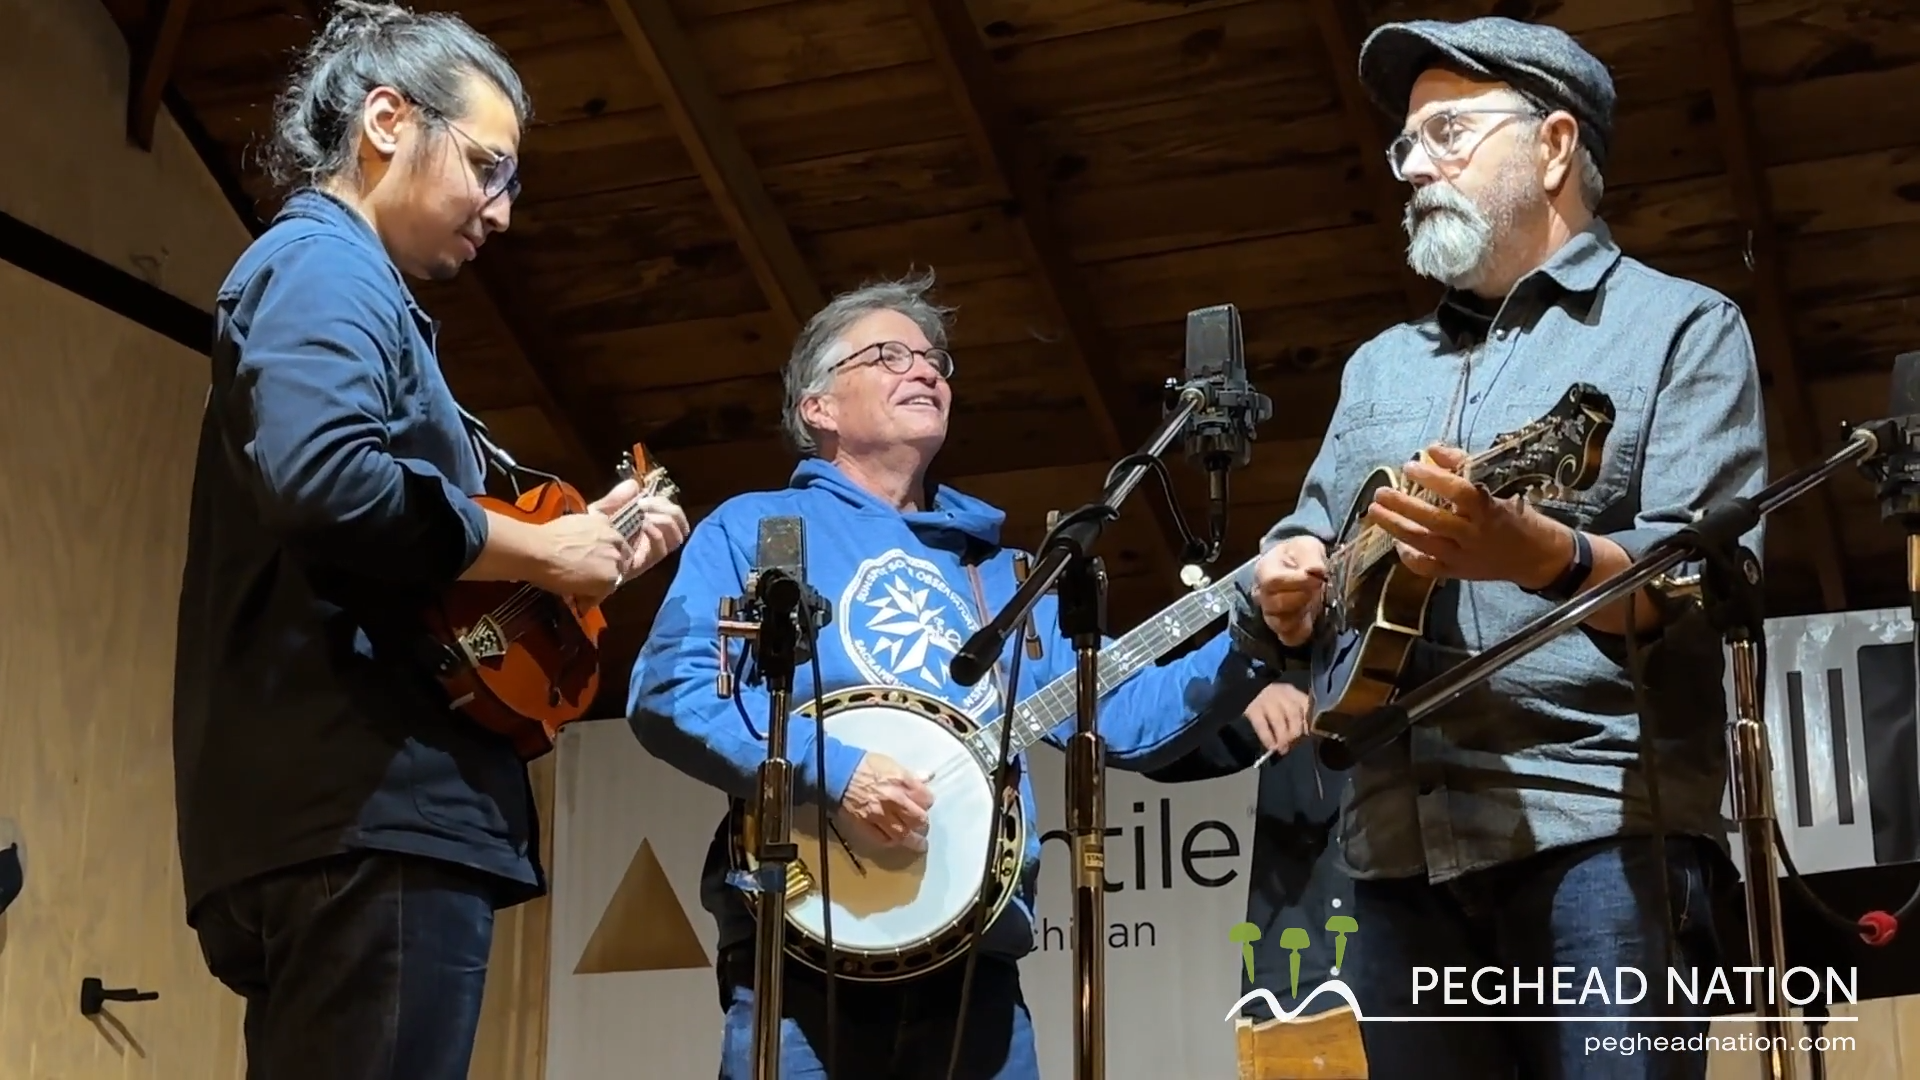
[193,851,497,1080]
[1349,835,1732,1079]
[715,946,1039,1079]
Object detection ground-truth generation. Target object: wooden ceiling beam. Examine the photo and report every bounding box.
[601,0,823,335]
[126,0,197,151]
[908,0,1193,575]
[1307,0,1437,320]
[1693,0,1849,610]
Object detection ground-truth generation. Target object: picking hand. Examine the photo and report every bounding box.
[840,752,935,852]
[1246,681,1314,758]
[1252,536,1329,647]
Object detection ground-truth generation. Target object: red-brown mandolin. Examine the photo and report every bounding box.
[421,443,678,761]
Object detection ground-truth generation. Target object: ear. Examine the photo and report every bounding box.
[360,86,410,160]
[1538,110,1581,195]
[798,392,836,437]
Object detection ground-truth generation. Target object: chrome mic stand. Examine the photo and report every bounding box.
[1314,424,1896,1080]
[717,561,818,1080]
[949,382,1219,1080]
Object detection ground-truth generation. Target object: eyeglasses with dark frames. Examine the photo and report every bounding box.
[835,341,956,380]
[1386,107,1541,182]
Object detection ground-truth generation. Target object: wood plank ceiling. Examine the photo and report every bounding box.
[102,0,1920,716]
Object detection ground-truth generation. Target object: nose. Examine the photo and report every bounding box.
[1394,138,1439,187]
[481,196,512,235]
[905,353,944,384]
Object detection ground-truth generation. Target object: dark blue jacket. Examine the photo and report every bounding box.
[172,189,540,919]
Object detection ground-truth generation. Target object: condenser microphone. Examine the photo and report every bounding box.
[1177,305,1273,562]
[751,515,829,667]
[1879,353,1920,625]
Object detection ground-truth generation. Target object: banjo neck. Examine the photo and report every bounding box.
[963,554,1257,762]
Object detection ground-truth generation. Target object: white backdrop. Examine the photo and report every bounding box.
[544,608,1916,1078]
[544,716,1259,1080]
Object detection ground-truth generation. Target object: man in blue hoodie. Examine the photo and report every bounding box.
[628,270,1277,1078]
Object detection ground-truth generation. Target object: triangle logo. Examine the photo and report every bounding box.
[574,837,711,975]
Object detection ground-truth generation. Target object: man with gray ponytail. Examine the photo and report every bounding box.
[628,270,1274,1078]
[171,4,686,1078]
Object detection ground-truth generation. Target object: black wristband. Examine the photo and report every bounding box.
[1525,529,1593,602]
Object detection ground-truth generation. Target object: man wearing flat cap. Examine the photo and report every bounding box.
[1230,16,1766,1078]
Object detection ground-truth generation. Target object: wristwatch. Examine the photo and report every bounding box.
[1525,528,1593,602]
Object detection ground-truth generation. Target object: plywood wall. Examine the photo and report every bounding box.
[0,257,246,1076]
[0,0,254,1075]
[0,0,251,308]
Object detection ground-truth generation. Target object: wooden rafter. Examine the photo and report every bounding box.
[601,0,823,335]
[908,0,1193,573]
[126,0,197,150]
[1692,0,1848,609]
[1308,0,1437,319]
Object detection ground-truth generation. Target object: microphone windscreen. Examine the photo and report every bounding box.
[1892,352,1920,416]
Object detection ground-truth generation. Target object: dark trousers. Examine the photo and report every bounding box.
[193,850,498,1080]
[714,944,1039,1079]
[1349,835,1732,1080]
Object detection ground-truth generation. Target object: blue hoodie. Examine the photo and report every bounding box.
[628,458,1271,964]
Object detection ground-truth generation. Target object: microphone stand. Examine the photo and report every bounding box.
[1314,424,1896,1080]
[950,380,1215,1080]
[717,566,819,1080]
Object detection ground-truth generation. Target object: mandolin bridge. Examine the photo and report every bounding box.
[456,616,510,665]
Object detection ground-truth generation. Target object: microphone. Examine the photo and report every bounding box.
[1175,304,1273,562]
[1874,352,1920,625]
[751,515,830,668]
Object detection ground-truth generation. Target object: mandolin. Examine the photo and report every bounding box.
[420,443,678,761]
[1308,384,1616,742]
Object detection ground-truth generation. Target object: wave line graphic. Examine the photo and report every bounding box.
[1223,981,1363,1023]
[1223,982,1862,1024]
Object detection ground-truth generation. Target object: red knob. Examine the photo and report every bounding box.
[1858,910,1898,946]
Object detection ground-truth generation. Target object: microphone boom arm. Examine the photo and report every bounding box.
[950,382,1209,688]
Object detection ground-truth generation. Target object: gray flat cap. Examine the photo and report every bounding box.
[1358,16,1615,168]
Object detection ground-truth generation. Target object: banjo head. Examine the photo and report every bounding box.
[739,685,1025,982]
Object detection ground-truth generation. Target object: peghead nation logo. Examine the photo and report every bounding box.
[1223,904,1865,1028]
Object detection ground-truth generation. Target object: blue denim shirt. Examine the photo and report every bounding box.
[172,189,539,917]
[1230,220,1768,883]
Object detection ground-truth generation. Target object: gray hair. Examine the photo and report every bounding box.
[780,269,955,456]
[1503,89,1606,211]
[266,0,532,192]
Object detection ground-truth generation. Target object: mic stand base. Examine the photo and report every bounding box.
[1058,554,1109,1080]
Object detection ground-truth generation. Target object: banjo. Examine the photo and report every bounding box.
[727,555,1256,983]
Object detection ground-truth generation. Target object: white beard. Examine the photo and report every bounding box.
[1402,159,1534,291]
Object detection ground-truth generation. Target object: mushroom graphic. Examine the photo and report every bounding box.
[1278,926,1312,998]
[1229,921,1262,983]
[1326,914,1358,975]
